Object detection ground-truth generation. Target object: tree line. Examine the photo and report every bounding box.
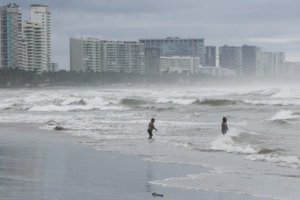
[0,68,220,88]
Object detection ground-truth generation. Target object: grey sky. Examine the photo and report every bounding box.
[3,0,300,69]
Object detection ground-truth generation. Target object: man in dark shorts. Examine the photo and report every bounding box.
[147,118,158,139]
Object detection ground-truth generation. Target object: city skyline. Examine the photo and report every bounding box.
[2,0,300,69]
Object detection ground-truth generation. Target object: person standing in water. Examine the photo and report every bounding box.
[147,118,158,139]
[221,117,229,135]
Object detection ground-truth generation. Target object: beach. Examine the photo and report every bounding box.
[1,86,300,200]
[0,123,273,200]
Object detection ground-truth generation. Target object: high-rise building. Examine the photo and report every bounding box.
[139,37,205,66]
[18,36,28,69]
[0,4,22,69]
[205,46,216,67]
[70,37,100,72]
[145,48,160,75]
[219,45,242,72]
[70,38,145,74]
[241,45,261,76]
[23,21,43,71]
[260,52,285,77]
[30,4,51,71]
[160,56,200,74]
[103,41,145,73]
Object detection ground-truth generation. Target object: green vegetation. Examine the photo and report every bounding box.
[0,68,220,87]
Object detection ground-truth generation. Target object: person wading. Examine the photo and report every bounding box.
[147,118,158,139]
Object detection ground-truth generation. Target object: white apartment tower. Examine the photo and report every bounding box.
[30,4,51,71]
[70,38,145,74]
[160,56,200,74]
[23,21,43,71]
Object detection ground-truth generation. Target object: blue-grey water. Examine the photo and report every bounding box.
[0,85,300,200]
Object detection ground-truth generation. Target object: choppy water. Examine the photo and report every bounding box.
[1,85,300,200]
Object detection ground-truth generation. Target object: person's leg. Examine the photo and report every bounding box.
[148,129,153,139]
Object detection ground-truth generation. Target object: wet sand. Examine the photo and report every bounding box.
[0,123,271,200]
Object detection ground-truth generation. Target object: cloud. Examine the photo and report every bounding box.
[248,38,300,44]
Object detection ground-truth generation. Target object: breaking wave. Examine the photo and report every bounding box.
[245,153,300,169]
[193,99,241,106]
[119,98,148,106]
[270,110,300,121]
[210,128,257,154]
[209,128,300,168]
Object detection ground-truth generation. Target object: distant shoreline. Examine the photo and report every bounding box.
[1,68,299,89]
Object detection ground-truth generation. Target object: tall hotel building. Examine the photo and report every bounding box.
[23,21,43,71]
[205,46,216,67]
[29,4,51,71]
[260,52,285,77]
[219,45,242,72]
[70,38,145,74]
[0,4,22,69]
[241,45,261,76]
[139,37,205,66]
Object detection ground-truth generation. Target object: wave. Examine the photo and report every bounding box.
[271,119,290,126]
[28,105,96,112]
[257,148,285,154]
[193,99,240,106]
[269,110,300,121]
[156,98,196,105]
[144,106,175,111]
[210,129,258,154]
[65,99,87,106]
[1,103,30,111]
[271,88,300,99]
[245,154,300,168]
[120,98,148,106]
[209,128,300,168]
[240,88,279,98]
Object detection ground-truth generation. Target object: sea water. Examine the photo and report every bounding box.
[0,85,300,200]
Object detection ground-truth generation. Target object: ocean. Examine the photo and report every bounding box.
[0,85,299,200]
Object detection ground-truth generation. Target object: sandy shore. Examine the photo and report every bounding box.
[0,123,271,200]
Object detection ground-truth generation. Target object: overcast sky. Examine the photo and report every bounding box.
[3,0,300,69]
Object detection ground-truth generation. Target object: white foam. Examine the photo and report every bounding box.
[210,128,258,154]
[270,110,300,121]
[271,88,300,99]
[245,154,300,168]
[243,99,300,106]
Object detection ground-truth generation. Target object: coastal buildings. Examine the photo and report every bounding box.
[0,4,22,69]
[260,52,285,77]
[205,46,216,67]
[0,3,53,72]
[70,38,145,74]
[1,3,295,78]
[23,21,43,71]
[160,56,200,74]
[29,4,51,71]
[241,45,261,76]
[219,45,262,76]
[145,48,160,75]
[219,45,242,72]
[139,37,206,66]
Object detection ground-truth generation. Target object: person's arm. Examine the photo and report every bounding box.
[226,124,229,131]
[154,124,158,131]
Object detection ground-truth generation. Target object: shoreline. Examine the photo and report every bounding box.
[0,123,273,200]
